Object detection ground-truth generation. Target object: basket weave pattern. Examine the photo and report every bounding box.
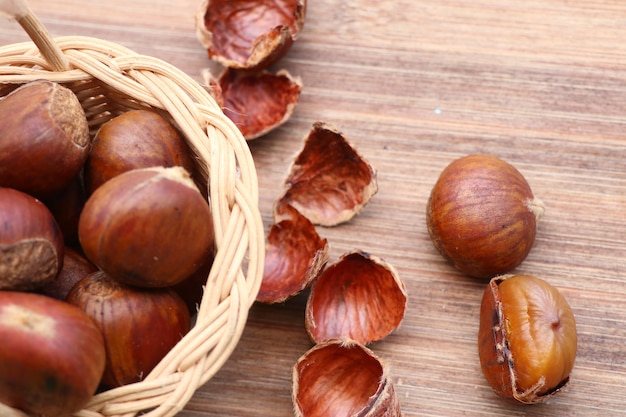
[0,20,265,417]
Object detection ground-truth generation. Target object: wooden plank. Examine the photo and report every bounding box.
[1,0,625,415]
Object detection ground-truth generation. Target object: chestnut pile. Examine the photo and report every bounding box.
[426,154,578,404]
[0,80,214,416]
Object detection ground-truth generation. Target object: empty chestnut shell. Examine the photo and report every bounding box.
[293,339,402,417]
[426,154,545,278]
[276,122,378,226]
[204,68,302,140]
[305,250,407,345]
[478,274,577,404]
[257,204,329,303]
[195,0,306,71]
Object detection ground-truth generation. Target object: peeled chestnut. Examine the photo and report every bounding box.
[478,274,577,404]
[0,291,105,417]
[78,166,215,288]
[83,109,195,195]
[0,187,64,290]
[426,154,545,278]
[0,80,90,197]
[66,270,191,387]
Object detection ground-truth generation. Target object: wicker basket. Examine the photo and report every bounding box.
[0,2,265,417]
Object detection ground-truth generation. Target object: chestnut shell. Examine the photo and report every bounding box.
[305,250,407,345]
[292,340,402,417]
[205,68,302,140]
[478,274,577,404]
[196,0,306,71]
[276,122,378,226]
[257,204,329,303]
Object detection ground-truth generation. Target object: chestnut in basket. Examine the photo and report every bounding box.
[66,270,191,387]
[38,247,98,301]
[78,166,215,288]
[426,154,545,278]
[305,250,407,345]
[478,274,577,403]
[83,109,195,195]
[275,122,378,226]
[0,80,90,197]
[0,187,64,290]
[204,68,302,140]
[0,291,105,417]
[293,339,402,417]
[195,0,306,71]
[257,204,329,303]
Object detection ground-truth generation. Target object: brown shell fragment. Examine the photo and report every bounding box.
[292,339,402,417]
[257,204,329,303]
[195,0,306,71]
[276,122,378,226]
[204,68,302,140]
[305,250,407,345]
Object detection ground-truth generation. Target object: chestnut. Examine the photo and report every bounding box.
[0,291,105,417]
[78,166,215,288]
[426,154,545,278]
[478,274,577,403]
[38,247,98,301]
[66,270,191,387]
[0,187,64,290]
[83,109,195,195]
[0,80,90,198]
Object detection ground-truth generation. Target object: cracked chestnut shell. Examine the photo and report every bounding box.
[257,204,329,303]
[293,339,402,417]
[196,0,306,71]
[305,250,406,345]
[78,166,214,288]
[478,274,577,404]
[276,122,378,226]
[426,154,545,278]
[204,68,302,140]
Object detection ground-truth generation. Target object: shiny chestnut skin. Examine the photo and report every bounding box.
[426,154,545,278]
[84,109,195,195]
[0,187,64,290]
[0,291,105,417]
[0,80,90,198]
[78,166,215,288]
[38,247,98,301]
[478,274,577,404]
[66,270,191,387]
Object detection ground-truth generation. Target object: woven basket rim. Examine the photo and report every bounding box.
[0,18,265,417]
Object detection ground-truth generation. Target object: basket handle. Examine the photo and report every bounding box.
[1,0,70,71]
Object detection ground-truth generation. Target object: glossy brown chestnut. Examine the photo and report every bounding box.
[66,270,191,387]
[41,174,86,246]
[196,0,306,71]
[0,80,90,197]
[0,291,105,417]
[84,109,195,195]
[478,274,577,404]
[426,154,545,278]
[78,166,215,288]
[292,339,402,417]
[0,187,64,290]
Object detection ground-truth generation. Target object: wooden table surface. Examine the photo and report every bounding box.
[2,1,626,416]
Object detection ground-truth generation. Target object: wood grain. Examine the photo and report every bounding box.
[1,1,626,416]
